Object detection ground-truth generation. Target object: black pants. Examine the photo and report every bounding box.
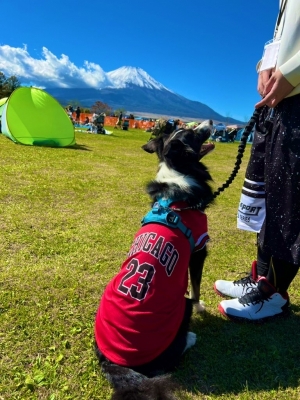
[256,242,299,294]
[257,97,300,265]
[248,97,300,291]
[95,298,193,377]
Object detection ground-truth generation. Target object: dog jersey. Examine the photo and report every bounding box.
[94,203,209,367]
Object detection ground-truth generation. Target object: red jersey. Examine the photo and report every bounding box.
[94,203,209,367]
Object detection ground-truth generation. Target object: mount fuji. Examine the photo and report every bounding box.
[46,66,242,123]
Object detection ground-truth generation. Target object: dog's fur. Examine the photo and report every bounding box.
[95,122,215,400]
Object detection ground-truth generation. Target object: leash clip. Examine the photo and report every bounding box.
[261,108,275,136]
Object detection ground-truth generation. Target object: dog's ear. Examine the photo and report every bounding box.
[142,138,159,153]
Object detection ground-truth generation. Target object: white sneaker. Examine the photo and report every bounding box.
[214,261,259,298]
[218,277,290,322]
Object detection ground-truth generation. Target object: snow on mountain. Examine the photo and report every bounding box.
[107,66,172,91]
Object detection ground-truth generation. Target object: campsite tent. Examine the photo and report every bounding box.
[213,123,227,131]
[0,97,8,123]
[227,124,244,130]
[0,87,75,147]
[0,97,8,107]
[235,127,254,143]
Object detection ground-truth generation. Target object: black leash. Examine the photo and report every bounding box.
[206,108,261,205]
[174,108,262,211]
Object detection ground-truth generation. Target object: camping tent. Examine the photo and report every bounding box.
[0,87,75,147]
[0,97,8,107]
[0,97,8,124]
[213,123,227,131]
[227,124,244,130]
[235,127,254,143]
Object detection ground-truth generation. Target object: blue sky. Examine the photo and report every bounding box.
[0,0,278,121]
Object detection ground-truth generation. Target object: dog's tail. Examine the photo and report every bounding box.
[101,361,178,400]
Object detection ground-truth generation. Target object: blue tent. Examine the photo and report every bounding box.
[235,128,254,143]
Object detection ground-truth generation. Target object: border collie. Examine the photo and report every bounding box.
[94,121,215,400]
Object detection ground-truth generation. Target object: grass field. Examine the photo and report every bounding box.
[1,127,300,400]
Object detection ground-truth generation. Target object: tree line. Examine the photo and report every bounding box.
[0,72,21,98]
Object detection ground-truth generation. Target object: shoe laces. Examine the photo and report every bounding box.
[238,287,269,312]
[233,274,256,287]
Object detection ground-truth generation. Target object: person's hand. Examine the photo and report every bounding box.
[257,69,273,97]
[255,69,294,108]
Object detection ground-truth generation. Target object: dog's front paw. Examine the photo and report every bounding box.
[194,300,205,313]
[183,331,197,353]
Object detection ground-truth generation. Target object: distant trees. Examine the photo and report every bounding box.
[0,72,21,98]
[90,101,112,115]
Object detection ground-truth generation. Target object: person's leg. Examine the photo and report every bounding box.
[214,109,270,298]
[267,257,299,294]
[256,238,271,276]
[259,96,300,266]
[218,97,300,321]
[237,109,268,233]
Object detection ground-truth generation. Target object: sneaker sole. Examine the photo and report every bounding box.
[218,303,290,324]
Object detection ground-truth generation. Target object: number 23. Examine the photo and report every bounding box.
[117,259,155,301]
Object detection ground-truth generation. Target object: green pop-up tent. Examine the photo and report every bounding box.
[0,87,75,147]
[0,97,8,107]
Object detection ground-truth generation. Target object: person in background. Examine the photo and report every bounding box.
[114,112,123,129]
[75,106,81,123]
[174,119,181,130]
[214,0,300,322]
[97,123,106,135]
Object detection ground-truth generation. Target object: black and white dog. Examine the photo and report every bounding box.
[94,121,215,400]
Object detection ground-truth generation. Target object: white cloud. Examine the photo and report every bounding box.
[0,45,112,89]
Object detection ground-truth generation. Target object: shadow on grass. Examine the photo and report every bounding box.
[173,308,300,396]
[66,143,92,151]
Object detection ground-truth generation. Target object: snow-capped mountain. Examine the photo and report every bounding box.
[107,66,171,91]
[46,66,243,123]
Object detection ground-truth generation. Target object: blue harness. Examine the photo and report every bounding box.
[141,198,195,251]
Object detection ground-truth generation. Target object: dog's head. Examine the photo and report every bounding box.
[142,120,215,207]
[142,120,215,172]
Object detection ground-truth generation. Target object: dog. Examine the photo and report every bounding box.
[94,121,215,400]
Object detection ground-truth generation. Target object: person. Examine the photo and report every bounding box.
[84,116,89,125]
[114,112,123,129]
[214,0,300,322]
[227,128,237,142]
[174,119,181,130]
[96,123,106,134]
[75,106,81,123]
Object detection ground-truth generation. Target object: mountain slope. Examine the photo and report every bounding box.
[46,66,243,124]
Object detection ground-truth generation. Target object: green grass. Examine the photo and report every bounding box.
[0,128,300,400]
